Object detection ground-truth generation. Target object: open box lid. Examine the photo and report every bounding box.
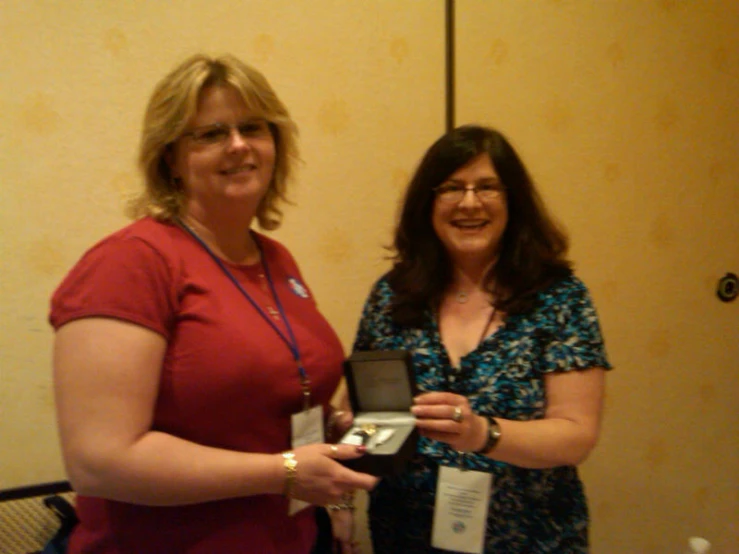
[340,350,419,477]
[344,350,418,414]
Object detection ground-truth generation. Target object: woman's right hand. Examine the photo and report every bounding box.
[287,443,377,506]
[329,507,361,554]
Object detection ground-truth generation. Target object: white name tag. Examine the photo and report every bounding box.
[291,405,324,447]
[289,406,324,515]
[431,465,491,554]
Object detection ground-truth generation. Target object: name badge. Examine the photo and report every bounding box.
[431,465,491,554]
[288,406,324,515]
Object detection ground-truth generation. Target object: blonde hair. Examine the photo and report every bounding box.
[128,53,299,230]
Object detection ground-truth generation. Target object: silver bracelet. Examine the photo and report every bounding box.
[326,491,355,511]
[326,501,355,512]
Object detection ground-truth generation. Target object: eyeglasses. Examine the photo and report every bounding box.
[433,180,506,203]
[180,119,271,146]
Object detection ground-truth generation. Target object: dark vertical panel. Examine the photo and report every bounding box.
[445,0,455,132]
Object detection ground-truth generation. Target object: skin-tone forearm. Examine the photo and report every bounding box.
[412,368,606,469]
[475,415,599,468]
[54,318,376,506]
[65,430,285,505]
[66,431,371,506]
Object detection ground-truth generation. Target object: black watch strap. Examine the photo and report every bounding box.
[476,416,502,453]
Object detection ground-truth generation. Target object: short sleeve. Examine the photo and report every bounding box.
[49,235,178,338]
[352,278,396,351]
[537,278,612,374]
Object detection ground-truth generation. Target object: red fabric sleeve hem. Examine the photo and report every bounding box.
[51,308,170,339]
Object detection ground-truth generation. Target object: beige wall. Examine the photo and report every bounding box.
[457,0,739,552]
[1,1,737,553]
[0,2,444,552]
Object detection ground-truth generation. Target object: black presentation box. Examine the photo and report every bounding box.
[339,350,419,477]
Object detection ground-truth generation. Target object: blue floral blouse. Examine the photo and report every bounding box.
[353,274,612,553]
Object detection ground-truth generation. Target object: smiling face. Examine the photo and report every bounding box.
[431,153,508,267]
[169,85,276,220]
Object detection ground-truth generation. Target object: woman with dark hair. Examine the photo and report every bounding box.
[353,125,611,553]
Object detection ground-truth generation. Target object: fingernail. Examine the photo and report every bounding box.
[356,445,367,453]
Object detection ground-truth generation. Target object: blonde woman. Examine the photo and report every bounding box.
[51,54,375,554]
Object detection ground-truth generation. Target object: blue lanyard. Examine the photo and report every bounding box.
[177,219,312,409]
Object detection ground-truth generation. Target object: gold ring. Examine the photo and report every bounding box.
[452,406,463,423]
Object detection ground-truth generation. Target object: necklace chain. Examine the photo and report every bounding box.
[455,290,470,304]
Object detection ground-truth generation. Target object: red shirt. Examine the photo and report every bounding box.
[50,217,345,554]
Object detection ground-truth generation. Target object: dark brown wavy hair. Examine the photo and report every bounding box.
[387,125,572,327]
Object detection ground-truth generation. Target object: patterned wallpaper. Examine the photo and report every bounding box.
[0,5,444,553]
[457,1,738,552]
[1,1,737,552]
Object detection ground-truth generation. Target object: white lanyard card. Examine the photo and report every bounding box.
[288,405,324,515]
[431,465,491,554]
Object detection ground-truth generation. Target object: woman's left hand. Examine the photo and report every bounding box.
[411,392,487,452]
[329,508,361,553]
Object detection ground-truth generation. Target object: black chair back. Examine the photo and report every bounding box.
[0,481,75,554]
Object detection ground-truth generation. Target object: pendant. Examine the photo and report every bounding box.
[456,291,469,304]
[352,423,378,446]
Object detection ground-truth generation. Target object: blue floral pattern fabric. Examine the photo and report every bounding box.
[353,274,612,553]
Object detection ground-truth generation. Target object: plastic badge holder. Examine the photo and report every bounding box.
[339,350,419,477]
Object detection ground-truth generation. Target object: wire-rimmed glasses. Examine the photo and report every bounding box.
[180,119,271,146]
[433,180,506,203]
